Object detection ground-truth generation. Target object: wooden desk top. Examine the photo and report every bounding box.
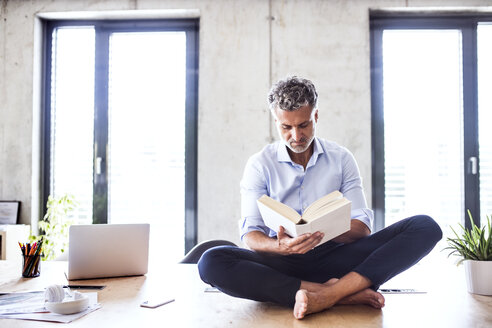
[1,253,491,327]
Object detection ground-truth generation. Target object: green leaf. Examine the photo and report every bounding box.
[444,210,492,264]
[33,193,78,261]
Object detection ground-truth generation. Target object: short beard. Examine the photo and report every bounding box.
[283,135,315,153]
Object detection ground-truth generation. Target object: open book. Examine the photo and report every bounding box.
[256,190,351,246]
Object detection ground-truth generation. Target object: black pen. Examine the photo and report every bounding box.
[63,285,106,290]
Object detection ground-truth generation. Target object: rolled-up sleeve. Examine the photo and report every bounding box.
[339,149,374,232]
[239,157,274,240]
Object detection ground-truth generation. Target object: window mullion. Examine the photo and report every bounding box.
[93,26,110,224]
[462,22,481,229]
[370,25,385,233]
[41,22,56,222]
[184,27,199,253]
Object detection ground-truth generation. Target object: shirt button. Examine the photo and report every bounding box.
[301,186,304,190]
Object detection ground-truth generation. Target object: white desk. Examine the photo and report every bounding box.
[1,256,491,327]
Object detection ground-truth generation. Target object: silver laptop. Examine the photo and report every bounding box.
[68,224,150,280]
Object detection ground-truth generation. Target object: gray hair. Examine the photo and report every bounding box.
[268,76,318,114]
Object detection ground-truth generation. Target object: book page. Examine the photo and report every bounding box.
[257,195,302,224]
[303,190,343,219]
[257,200,300,238]
[306,203,351,243]
[303,198,350,223]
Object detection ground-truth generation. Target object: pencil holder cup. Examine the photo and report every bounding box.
[22,254,42,278]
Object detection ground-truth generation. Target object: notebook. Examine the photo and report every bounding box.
[68,223,150,280]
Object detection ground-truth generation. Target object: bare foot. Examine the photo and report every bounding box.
[293,273,379,319]
[293,288,337,319]
[325,278,385,309]
[293,289,309,319]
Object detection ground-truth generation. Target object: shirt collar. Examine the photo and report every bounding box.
[276,137,324,165]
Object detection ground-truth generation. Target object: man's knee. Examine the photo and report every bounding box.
[411,215,443,243]
[197,246,231,285]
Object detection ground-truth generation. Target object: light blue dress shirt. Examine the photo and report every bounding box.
[239,137,374,241]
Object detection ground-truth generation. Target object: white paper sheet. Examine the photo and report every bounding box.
[0,291,100,323]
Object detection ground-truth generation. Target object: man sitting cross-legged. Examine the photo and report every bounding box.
[198,76,442,319]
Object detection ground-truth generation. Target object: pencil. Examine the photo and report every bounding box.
[29,255,41,276]
[21,238,43,276]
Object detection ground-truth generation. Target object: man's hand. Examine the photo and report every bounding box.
[243,228,323,255]
[277,226,324,255]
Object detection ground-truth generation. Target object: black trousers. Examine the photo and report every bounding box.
[198,215,442,307]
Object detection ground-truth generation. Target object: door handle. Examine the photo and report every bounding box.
[95,157,103,175]
[468,156,477,175]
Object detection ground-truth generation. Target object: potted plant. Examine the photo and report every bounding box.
[445,210,492,295]
[30,194,77,261]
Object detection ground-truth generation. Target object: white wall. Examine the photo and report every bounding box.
[1,0,491,246]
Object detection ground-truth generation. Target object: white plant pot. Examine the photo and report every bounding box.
[464,260,492,295]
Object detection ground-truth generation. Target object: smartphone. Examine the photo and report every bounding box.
[140,297,175,308]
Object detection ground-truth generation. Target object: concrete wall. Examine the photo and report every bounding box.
[1,0,491,246]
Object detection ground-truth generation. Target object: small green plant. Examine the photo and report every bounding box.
[444,210,492,265]
[30,194,77,261]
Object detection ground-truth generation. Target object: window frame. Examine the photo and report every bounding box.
[370,12,492,230]
[41,18,199,252]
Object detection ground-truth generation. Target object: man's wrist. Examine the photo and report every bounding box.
[244,231,284,254]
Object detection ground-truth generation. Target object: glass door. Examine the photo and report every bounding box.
[370,16,492,231]
[478,24,492,220]
[107,31,187,263]
[381,29,464,234]
[49,27,95,225]
[45,20,198,265]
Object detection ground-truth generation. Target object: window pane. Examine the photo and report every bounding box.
[382,30,464,230]
[478,23,492,221]
[50,27,95,224]
[108,32,186,264]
